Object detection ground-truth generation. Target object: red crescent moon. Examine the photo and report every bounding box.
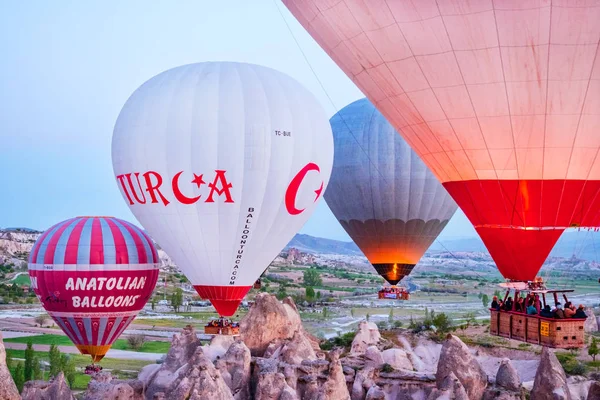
[172,171,201,205]
[285,162,322,215]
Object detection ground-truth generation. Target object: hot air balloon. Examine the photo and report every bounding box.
[325,98,457,288]
[27,216,159,362]
[111,62,333,318]
[284,1,600,282]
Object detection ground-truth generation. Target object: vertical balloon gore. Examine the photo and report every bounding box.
[193,285,252,317]
[372,263,415,286]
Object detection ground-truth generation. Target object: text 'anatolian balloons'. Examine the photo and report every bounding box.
[28,216,159,362]
[325,98,457,285]
[284,1,600,281]
[112,62,333,316]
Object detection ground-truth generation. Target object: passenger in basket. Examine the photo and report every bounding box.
[496,300,504,311]
[526,301,538,315]
[564,302,576,318]
[504,297,514,311]
[540,305,553,318]
[554,303,566,319]
[491,296,499,310]
[573,305,587,319]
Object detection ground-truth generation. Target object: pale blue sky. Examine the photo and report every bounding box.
[0,0,476,240]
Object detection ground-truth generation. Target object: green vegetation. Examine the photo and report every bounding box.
[556,352,588,376]
[6,349,155,371]
[13,362,24,392]
[302,268,323,287]
[5,334,170,353]
[482,294,490,308]
[305,286,315,301]
[589,337,599,362]
[170,288,183,312]
[24,341,34,381]
[12,274,31,286]
[320,331,355,351]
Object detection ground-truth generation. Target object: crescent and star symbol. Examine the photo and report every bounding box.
[285,162,324,216]
[172,171,205,204]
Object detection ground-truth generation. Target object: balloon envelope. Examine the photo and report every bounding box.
[112,62,333,316]
[284,1,600,281]
[28,216,159,362]
[325,98,457,285]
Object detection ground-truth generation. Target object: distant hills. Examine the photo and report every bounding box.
[4,225,600,262]
[287,230,600,262]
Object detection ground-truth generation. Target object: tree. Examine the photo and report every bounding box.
[316,291,321,299]
[151,298,156,311]
[366,313,370,322]
[482,294,490,308]
[303,268,323,287]
[276,284,288,300]
[171,288,183,313]
[305,286,315,301]
[32,357,42,380]
[127,334,147,351]
[5,349,12,370]
[589,337,599,362]
[350,308,355,318]
[13,362,24,392]
[60,354,76,388]
[48,344,61,377]
[24,340,34,381]
[322,307,329,319]
[388,308,394,324]
[34,314,48,327]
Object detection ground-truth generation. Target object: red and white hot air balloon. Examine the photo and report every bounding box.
[284,1,600,282]
[28,216,159,362]
[111,62,333,316]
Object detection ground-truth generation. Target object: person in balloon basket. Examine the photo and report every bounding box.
[564,302,576,318]
[553,303,566,319]
[540,305,553,318]
[491,296,499,310]
[526,300,537,315]
[503,297,514,311]
[573,305,587,319]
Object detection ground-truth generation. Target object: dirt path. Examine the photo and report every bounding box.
[3,342,164,361]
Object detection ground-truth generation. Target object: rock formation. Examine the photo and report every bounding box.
[0,332,20,400]
[584,309,598,333]
[381,348,413,371]
[350,321,382,354]
[587,381,600,400]
[240,294,319,357]
[496,359,521,392]
[215,340,251,400]
[83,372,144,400]
[436,334,488,400]
[531,347,572,400]
[21,372,74,400]
[428,372,469,400]
[142,324,202,399]
[163,347,233,400]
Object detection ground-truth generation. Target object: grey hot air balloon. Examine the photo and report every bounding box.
[324,98,458,285]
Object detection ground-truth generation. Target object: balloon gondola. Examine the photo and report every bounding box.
[324,99,457,295]
[378,286,409,301]
[489,278,587,349]
[28,216,160,362]
[204,317,240,336]
[112,62,333,330]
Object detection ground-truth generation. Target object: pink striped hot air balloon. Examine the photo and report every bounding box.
[28,216,159,362]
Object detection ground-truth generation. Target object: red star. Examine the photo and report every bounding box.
[314,182,324,202]
[191,173,206,188]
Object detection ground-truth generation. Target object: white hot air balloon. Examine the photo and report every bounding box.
[112,62,333,316]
